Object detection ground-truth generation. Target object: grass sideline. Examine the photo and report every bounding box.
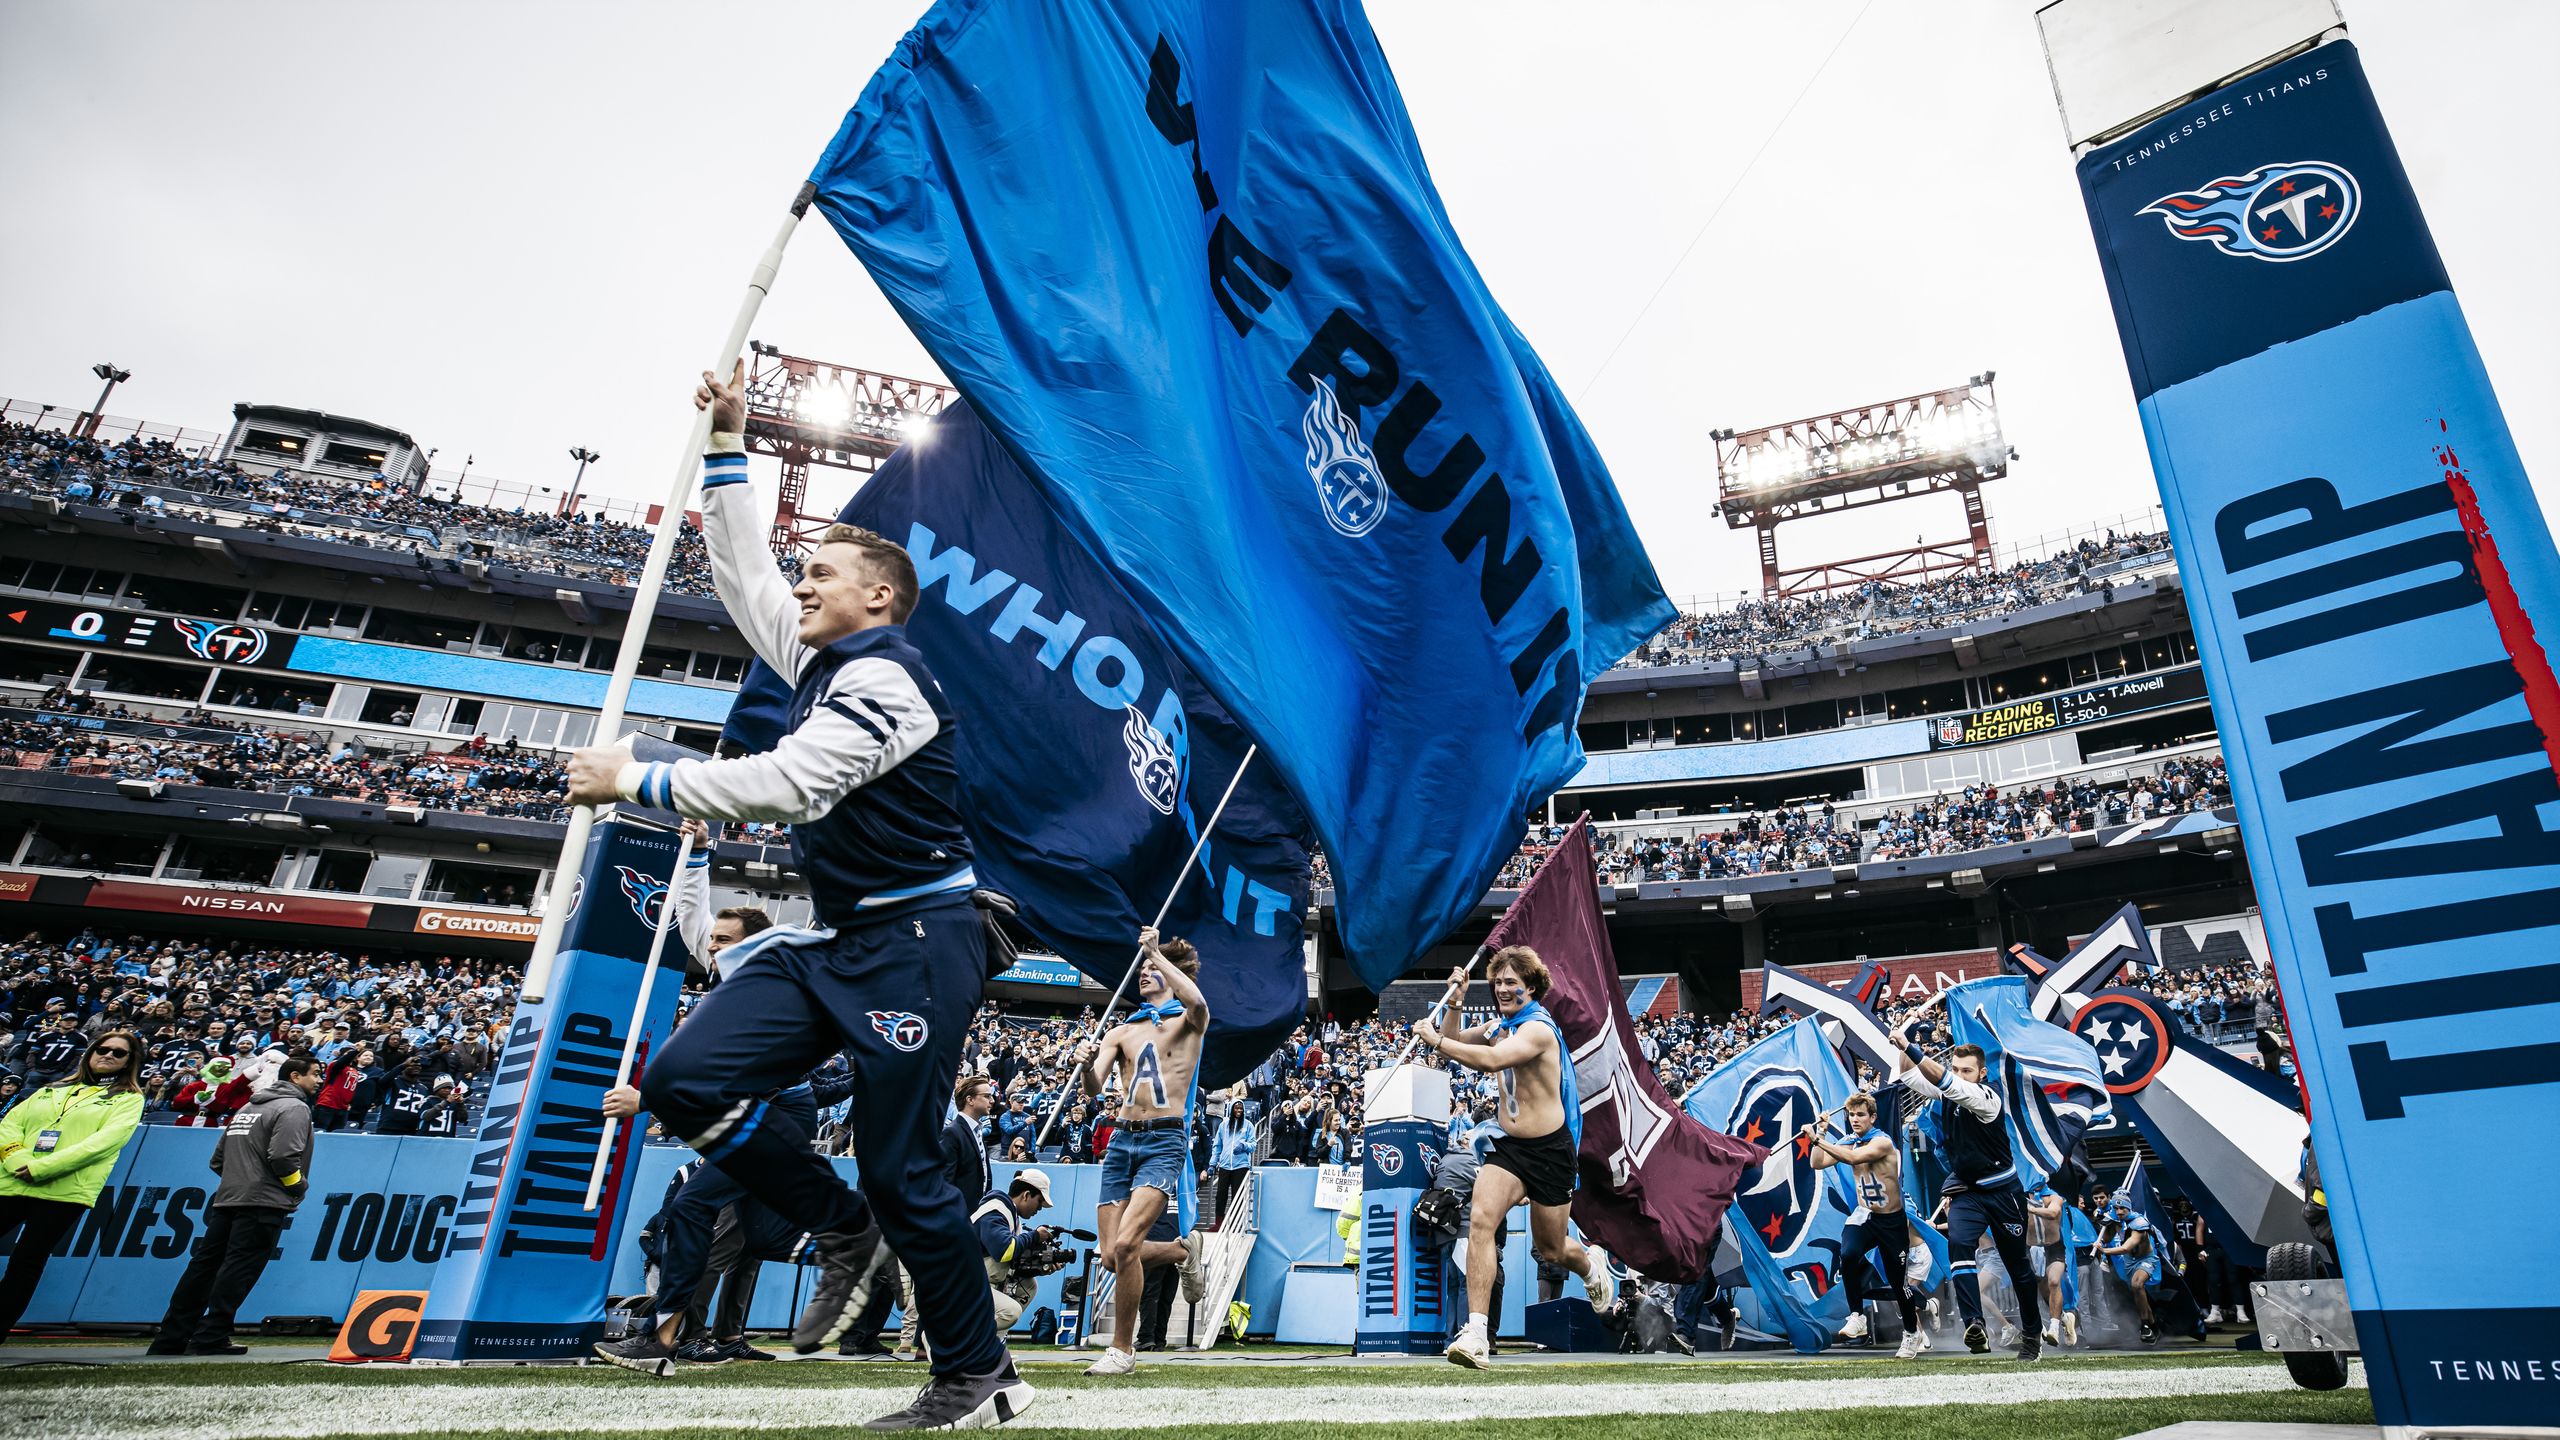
[0,1350,2375,1440]
[0,1347,2294,1389]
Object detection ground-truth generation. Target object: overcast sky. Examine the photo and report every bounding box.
[3,1,2551,607]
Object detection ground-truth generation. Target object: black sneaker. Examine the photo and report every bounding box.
[839,1338,896,1361]
[794,1221,890,1355]
[721,1338,777,1362]
[144,1339,190,1357]
[187,1343,248,1356]
[862,1361,1037,1432]
[673,1337,733,1366]
[2139,1322,2159,1344]
[595,1331,683,1378]
[1964,1322,1989,1354]
[2017,1332,2043,1363]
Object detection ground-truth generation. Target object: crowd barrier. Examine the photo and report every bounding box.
[0,1130,1546,1340]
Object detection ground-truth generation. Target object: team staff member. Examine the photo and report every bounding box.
[1807,1091,1925,1357]
[0,1027,145,1340]
[1892,1034,2044,1362]
[567,363,1027,1432]
[150,1054,323,1355]
[1417,947,1616,1369]
[899,1075,1001,1359]
[1073,931,1211,1377]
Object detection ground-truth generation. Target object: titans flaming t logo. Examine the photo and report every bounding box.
[2140,161,2361,263]
[1301,376,1388,538]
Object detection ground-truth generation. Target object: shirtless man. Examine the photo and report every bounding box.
[1809,1090,1927,1357]
[1074,929,1209,1376]
[2026,1183,2077,1347]
[1416,946,1615,1368]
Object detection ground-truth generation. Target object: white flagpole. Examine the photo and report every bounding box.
[1033,745,1260,1151]
[523,183,814,1003]
[583,827,693,1212]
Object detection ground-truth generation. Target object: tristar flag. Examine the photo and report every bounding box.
[809,0,1675,981]
[1939,975,2110,1194]
[1682,1018,1859,1353]
[2074,37,2560,1428]
[1483,818,1759,1283]
[722,402,1314,1088]
[2014,908,2313,1268]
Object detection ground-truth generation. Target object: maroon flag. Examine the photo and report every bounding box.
[1482,816,1764,1282]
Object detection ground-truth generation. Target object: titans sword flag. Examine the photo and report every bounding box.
[1486,818,1760,1282]
[807,0,1674,981]
[723,402,1314,1087]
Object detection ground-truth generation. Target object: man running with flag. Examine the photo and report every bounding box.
[564,364,1029,1431]
[1074,928,1210,1377]
[1417,946,1616,1368]
[1890,1031,2046,1362]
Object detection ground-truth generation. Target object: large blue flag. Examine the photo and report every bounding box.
[808,0,1675,981]
[1940,975,2111,1192]
[722,402,1314,1087]
[1682,1019,1860,1352]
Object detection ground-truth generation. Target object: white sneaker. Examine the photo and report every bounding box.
[1894,1331,1925,1360]
[1083,1346,1137,1377]
[1444,1325,1490,1369]
[1998,1323,2020,1347]
[2205,1306,2224,1324]
[1180,1230,1208,1305]
[1840,1311,1870,1341]
[2062,1311,2078,1347]
[2042,1319,2060,1345]
[1581,1246,1618,1311]
[1915,1324,1934,1354]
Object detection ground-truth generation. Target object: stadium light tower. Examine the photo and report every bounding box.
[1712,373,2015,599]
[563,446,601,517]
[80,362,132,439]
[739,341,956,551]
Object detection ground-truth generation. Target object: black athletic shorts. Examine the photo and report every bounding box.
[1484,1124,1577,1208]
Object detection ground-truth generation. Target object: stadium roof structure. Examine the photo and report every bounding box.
[229,403,420,450]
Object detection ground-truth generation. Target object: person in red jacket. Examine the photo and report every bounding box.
[170,1057,250,1128]
[313,1054,362,1132]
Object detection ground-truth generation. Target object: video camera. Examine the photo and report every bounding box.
[1009,1224,1097,1280]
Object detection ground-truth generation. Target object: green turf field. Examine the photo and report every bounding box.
[0,1348,2373,1440]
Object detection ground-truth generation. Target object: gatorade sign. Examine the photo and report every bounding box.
[330,1290,427,1363]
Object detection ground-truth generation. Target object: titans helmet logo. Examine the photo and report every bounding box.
[869,1010,929,1053]
[2140,161,2360,263]
[173,618,269,665]
[1122,706,1181,816]
[613,865,669,930]
[1301,376,1388,538]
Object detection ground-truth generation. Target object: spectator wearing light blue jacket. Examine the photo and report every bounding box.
[1209,1087,1258,1228]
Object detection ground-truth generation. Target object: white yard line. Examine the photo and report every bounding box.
[0,1362,2361,1438]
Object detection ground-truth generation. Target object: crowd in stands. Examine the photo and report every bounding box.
[0,930,509,1135]
[0,917,2289,1180]
[1865,755,2228,861]
[0,421,721,596]
[1,700,572,823]
[1623,530,2173,669]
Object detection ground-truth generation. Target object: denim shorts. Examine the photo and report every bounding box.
[1098,1124,1188,1205]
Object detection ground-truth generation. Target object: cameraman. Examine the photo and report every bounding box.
[973,1169,1058,1330]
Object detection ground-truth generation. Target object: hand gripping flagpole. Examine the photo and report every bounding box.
[583,827,693,1211]
[522,182,814,1004]
[1033,745,1259,1151]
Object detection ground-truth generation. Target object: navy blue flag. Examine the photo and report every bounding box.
[807,0,1675,982]
[722,402,1314,1088]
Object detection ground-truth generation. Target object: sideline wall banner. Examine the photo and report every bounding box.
[2074,38,2559,1429]
[409,819,689,1363]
